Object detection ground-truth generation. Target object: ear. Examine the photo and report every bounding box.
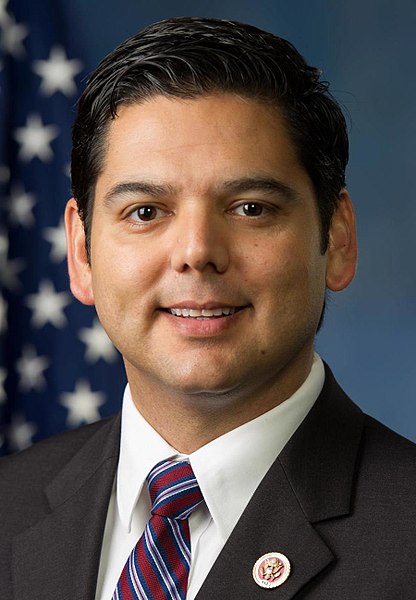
[65,198,95,305]
[326,189,358,292]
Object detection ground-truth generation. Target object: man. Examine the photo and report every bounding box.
[1,16,415,600]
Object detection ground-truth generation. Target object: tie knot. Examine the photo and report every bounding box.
[147,460,203,520]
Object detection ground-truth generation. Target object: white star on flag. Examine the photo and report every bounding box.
[8,414,37,452]
[0,13,28,58]
[26,279,71,328]
[7,184,36,228]
[43,217,67,262]
[60,379,106,427]
[16,345,50,392]
[13,113,59,162]
[33,45,83,97]
[0,367,6,404]
[79,318,118,363]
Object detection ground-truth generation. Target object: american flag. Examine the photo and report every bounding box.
[0,0,126,455]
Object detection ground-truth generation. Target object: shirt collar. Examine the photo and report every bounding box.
[117,387,182,531]
[117,353,324,536]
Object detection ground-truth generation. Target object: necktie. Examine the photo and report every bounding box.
[113,459,204,600]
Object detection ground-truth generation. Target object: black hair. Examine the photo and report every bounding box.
[71,16,348,255]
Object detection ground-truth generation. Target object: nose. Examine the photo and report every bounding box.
[170,207,230,274]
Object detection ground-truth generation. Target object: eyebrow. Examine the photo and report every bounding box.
[219,177,299,203]
[103,181,176,207]
[103,176,299,206]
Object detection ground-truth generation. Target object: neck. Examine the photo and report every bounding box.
[125,352,314,454]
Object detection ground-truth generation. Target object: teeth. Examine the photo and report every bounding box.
[168,307,237,318]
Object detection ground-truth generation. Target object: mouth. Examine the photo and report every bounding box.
[160,306,247,320]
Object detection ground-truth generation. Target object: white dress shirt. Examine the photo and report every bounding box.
[95,354,325,599]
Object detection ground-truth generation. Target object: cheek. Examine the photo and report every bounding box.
[89,244,148,326]
[254,239,326,311]
[91,234,161,289]
[253,241,305,285]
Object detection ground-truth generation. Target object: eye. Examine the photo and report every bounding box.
[130,205,163,222]
[233,202,267,217]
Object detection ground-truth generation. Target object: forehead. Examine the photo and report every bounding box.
[97,93,311,195]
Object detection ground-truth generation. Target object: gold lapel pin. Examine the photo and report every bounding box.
[252,552,291,588]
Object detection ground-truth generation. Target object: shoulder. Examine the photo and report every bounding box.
[308,363,416,517]
[0,415,119,497]
[363,413,416,454]
[323,363,416,468]
[359,413,416,491]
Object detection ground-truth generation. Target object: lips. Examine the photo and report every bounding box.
[161,306,246,319]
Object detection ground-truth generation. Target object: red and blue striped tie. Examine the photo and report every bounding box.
[113,460,204,600]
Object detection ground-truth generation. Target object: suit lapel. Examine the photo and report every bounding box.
[12,415,121,600]
[195,457,334,600]
[196,366,365,599]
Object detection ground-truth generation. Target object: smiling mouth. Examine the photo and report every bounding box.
[162,306,246,319]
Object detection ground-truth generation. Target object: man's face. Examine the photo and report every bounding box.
[66,94,356,407]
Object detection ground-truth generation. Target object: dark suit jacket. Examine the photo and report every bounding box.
[1,366,416,599]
